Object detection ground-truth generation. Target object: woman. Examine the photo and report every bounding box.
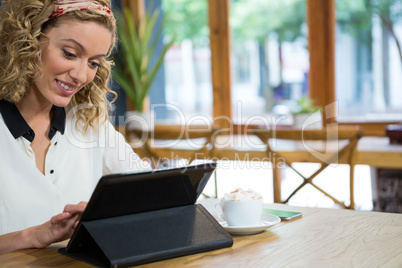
[0,0,150,254]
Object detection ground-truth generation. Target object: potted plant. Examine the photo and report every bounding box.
[292,96,322,129]
[113,7,175,130]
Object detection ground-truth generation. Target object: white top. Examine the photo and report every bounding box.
[0,108,151,235]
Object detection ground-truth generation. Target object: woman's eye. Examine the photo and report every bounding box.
[89,61,100,69]
[62,49,76,59]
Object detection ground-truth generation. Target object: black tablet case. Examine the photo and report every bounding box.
[59,163,233,267]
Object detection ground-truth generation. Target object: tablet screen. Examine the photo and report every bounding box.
[81,162,217,221]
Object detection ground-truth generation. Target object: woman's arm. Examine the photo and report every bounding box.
[0,201,87,255]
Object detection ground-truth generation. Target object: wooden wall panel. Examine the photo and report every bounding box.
[122,0,145,24]
[208,0,232,128]
[307,0,336,125]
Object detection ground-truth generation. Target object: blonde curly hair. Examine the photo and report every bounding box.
[0,0,117,133]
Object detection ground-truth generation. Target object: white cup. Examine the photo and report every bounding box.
[214,199,263,226]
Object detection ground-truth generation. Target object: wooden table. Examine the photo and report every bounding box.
[218,136,402,168]
[356,137,402,168]
[1,203,402,267]
[132,136,402,169]
[131,135,402,205]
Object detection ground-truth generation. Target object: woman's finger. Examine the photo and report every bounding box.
[73,220,80,229]
[63,203,87,214]
[50,212,70,224]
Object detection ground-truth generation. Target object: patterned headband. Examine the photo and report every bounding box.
[50,0,115,21]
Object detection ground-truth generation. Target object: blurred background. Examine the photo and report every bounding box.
[112,0,402,211]
[114,0,402,124]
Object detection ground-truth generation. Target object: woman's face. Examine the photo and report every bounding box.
[31,19,112,107]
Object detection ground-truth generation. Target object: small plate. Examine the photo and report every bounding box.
[219,213,281,235]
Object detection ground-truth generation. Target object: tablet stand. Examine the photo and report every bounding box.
[59,204,233,267]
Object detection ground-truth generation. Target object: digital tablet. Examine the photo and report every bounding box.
[59,161,235,267]
[80,161,217,221]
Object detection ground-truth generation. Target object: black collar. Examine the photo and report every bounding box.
[0,100,65,142]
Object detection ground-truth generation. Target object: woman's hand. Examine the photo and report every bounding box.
[0,201,87,255]
[29,201,88,249]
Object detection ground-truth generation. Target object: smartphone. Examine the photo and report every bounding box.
[263,209,302,221]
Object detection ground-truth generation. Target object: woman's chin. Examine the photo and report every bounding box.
[51,98,72,108]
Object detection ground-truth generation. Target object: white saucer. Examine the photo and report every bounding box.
[219,213,281,235]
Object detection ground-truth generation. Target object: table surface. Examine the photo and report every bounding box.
[216,136,402,168]
[134,136,402,169]
[1,202,402,268]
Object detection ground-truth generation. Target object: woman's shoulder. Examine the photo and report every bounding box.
[66,112,122,144]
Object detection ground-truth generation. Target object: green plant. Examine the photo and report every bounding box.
[113,7,175,112]
[293,96,321,114]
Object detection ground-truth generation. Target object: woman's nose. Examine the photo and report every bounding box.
[69,61,88,84]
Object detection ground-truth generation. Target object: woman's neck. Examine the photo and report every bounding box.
[15,90,53,124]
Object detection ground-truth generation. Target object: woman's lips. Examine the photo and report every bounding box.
[56,80,77,95]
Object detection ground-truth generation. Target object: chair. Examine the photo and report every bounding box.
[253,126,364,209]
[122,125,219,197]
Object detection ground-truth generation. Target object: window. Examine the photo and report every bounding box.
[336,0,402,121]
[156,0,213,124]
[121,0,398,131]
[230,0,308,126]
